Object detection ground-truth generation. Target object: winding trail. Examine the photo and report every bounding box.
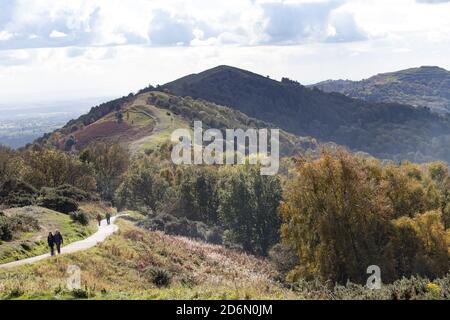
[0,215,124,269]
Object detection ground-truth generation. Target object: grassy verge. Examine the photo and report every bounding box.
[0,204,107,264]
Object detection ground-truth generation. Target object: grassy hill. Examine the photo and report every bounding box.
[310,66,450,113]
[161,65,450,164]
[34,91,317,156]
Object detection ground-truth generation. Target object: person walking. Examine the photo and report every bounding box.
[105,211,111,225]
[96,213,102,227]
[54,230,64,255]
[47,232,55,256]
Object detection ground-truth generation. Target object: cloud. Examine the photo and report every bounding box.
[49,30,68,38]
[148,10,195,46]
[416,0,450,3]
[326,11,367,43]
[0,30,14,41]
[0,0,371,50]
[260,1,367,45]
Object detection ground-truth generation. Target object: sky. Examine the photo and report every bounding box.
[1,0,450,104]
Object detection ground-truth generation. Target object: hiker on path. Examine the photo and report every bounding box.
[47,232,55,256]
[106,211,111,225]
[96,213,102,227]
[54,231,64,255]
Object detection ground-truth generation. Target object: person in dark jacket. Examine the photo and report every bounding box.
[54,230,64,254]
[105,211,111,225]
[96,213,102,226]
[47,232,55,256]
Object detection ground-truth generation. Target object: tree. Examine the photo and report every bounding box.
[81,142,129,201]
[115,155,168,214]
[22,149,96,191]
[279,148,450,284]
[0,145,25,186]
[218,165,282,256]
[280,149,396,283]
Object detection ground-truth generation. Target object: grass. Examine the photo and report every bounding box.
[0,219,293,300]
[127,93,190,154]
[0,203,109,264]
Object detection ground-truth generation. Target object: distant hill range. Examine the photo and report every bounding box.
[33,65,450,164]
[161,65,450,163]
[309,66,450,113]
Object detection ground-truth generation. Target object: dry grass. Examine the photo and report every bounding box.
[0,219,293,300]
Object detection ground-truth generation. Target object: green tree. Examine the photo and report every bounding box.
[218,165,282,256]
[115,155,168,214]
[81,142,128,200]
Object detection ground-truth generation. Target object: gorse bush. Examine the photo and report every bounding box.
[290,274,450,300]
[70,210,90,226]
[0,179,38,207]
[38,194,79,214]
[0,213,40,241]
[139,212,222,244]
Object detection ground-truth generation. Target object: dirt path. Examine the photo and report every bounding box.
[0,215,124,269]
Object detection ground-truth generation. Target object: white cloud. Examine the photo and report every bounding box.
[0,30,13,41]
[49,30,68,38]
[0,0,450,104]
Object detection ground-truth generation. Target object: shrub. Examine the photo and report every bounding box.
[38,195,79,214]
[0,214,39,241]
[70,210,90,226]
[0,217,13,241]
[0,179,38,207]
[268,243,299,276]
[40,184,94,202]
[71,288,90,299]
[146,267,172,287]
[139,213,223,244]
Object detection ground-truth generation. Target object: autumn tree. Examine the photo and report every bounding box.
[80,142,129,200]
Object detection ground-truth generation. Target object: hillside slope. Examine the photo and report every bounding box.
[161,65,450,163]
[35,91,317,156]
[310,66,450,113]
[0,218,293,300]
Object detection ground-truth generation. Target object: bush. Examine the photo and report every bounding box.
[41,184,95,202]
[38,195,79,214]
[0,214,39,241]
[139,213,223,244]
[0,217,13,241]
[268,243,299,276]
[0,179,38,207]
[146,267,172,287]
[70,210,90,226]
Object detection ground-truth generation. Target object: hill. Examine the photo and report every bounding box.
[34,91,317,156]
[161,65,450,163]
[310,66,450,113]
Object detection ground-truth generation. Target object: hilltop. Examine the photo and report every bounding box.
[34,91,317,156]
[160,65,450,163]
[310,66,450,113]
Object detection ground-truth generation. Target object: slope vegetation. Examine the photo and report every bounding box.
[310,66,450,113]
[0,217,292,300]
[161,65,450,163]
